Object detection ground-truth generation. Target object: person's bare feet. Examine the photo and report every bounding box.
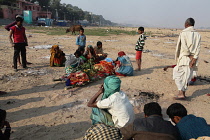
[174,91,186,100]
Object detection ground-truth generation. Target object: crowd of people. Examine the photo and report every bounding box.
[1,15,209,140]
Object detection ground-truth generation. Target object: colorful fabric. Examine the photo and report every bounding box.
[67,71,89,85]
[116,55,133,76]
[176,115,210,140]
[135,34,146,51]
[83,123,122,140]
[102,76,121,99]
[91,108,114,126]
[94,61,114,76]
[136,50,142,60]
[10,25,26,43]
[76,34,86,47]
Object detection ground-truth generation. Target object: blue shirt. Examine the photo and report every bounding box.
[76,34,86,47]
[176,115,210,140]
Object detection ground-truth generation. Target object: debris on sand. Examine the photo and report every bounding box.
[30,45,52,49]
[204,60,209,63]
[130,91,163,107]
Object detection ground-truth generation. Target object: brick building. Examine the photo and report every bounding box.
[0,0,52,20]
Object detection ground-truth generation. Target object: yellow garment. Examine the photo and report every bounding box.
[50,45,64,67]
[190,137,210,140]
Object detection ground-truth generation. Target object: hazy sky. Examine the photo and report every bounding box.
[61,0,210,28]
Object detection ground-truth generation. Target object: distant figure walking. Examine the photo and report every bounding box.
[173,18,201,100]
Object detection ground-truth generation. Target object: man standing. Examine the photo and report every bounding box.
[173,18,201,99]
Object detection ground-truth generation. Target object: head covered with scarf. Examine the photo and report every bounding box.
[102,75,121,99]
[118,51,126,57]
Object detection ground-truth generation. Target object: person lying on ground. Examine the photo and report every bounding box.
[0,109,11,140]
[121,102,180,140]
[115,51,133,76]
[94,41,108,60]
[87,76,135,128]
[5,15,32,66]
[164,65,197,85]
[50,45,66,67]
[167,103,210,140]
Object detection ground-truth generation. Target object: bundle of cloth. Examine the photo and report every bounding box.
[50,45,66,67]
[94,60,115,77]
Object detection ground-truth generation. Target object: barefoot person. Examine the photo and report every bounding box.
[135,27,146,71]
[173,18,201,99]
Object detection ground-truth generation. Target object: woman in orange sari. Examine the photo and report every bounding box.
[50,45,66,67]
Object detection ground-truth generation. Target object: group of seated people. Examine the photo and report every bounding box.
[51,41,134,86]
[84,76,210,140]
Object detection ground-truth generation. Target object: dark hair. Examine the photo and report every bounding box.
[138,27,144,31]
[16,17,24,22]
[0,109,6,125]
[144,102,162,116]
[74,50,82,57]
[166,103,187,119]
[185,18,195,26]
[80,27,84,32]
[97,41,102,46]
[78,47,85,52]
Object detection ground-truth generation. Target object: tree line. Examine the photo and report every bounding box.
[0,0,116,26]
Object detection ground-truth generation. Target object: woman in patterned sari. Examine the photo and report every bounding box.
[115,51,133,76]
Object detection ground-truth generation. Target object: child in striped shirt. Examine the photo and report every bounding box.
[135,27,146,71]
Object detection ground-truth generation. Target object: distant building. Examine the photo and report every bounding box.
[0,0,52,20]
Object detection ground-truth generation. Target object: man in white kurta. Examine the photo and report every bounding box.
[173,18,201,99]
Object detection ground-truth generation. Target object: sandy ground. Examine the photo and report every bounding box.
[0,26,210,140]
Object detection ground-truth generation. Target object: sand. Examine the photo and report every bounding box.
[0,26,210,140]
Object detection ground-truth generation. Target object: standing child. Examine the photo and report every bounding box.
[9,16,28,72]
[135,27,146,71]
[76,27,86,49]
